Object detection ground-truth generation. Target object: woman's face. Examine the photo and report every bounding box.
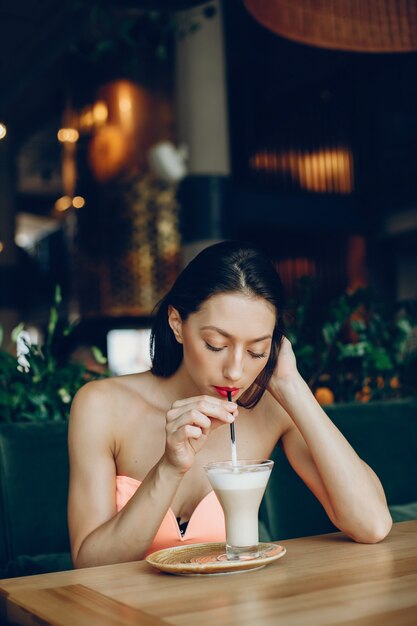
[169,292,276,401]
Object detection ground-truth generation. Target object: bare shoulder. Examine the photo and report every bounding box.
[69,371,158,437]
[72,371,156,411]
[70,376,140,431]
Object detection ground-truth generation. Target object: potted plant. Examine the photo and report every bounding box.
[286,279,417,405]
[0,287,107,423]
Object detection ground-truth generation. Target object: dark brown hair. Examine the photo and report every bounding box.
[150,240,285,408]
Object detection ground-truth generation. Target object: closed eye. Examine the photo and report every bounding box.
[205,342,267,359]
[204,342,224,352]
[249,351,268,359]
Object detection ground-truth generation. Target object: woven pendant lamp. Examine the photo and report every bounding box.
[244,0,417,52]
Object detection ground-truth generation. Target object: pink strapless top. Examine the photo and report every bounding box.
[116,476,225,557]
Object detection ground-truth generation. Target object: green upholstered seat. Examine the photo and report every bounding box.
[2,552,73,578]
[0,422,71,575]
[389,501,417,522]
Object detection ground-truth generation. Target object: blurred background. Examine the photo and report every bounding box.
[1,0,416,405]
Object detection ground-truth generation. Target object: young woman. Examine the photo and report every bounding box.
[68,241,392,568]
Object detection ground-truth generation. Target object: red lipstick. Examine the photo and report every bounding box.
[213,386,240,398]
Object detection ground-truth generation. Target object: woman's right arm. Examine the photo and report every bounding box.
[68,382,236,568]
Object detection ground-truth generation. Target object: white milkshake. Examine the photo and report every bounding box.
[205,460,273,560]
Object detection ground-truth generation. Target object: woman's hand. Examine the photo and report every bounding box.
[164,396,237,473]
[268,336,300,390]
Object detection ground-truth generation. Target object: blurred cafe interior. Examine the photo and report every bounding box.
[0,0,417,395]
[0,1,417,609]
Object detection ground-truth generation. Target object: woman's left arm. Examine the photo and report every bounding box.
[267,337,392,544]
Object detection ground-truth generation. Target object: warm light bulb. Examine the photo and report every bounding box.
[72,196,85,209]
[0,123,7,140]
[57,128,79,143]
[79,108,94,130]
[0,241,4,253]
[55,196,72,212]
[93,101,108,125]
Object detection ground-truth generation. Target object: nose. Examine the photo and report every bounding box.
[223,348,243,382]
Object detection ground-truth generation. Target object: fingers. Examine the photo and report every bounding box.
[165,395,238,467]
[167,397,236,425]
[165,412,209,469]
[172,424,204,443]
[167,409,212,434]
[164,396,239,471]
[172,395,236,410]
[280,336,293,350]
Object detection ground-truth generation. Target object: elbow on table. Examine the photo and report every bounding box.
[72,549,88,570]
[72,550,105,569]
[71,541,98,569]
[348,513,393,544]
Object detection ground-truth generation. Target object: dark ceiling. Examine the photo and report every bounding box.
[0,1,80,142]
[1,0,417,214]
[0,1,209,142]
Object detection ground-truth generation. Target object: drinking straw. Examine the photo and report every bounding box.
[227,391,238,466]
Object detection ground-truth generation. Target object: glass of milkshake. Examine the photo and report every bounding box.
[204,459,274,561]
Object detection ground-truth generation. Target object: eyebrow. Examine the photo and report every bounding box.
[200,325,272,343]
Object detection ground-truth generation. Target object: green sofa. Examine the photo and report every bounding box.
[0,422,72,578]
[0,399,416,578]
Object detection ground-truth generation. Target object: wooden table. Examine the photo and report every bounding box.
[0,521,416,626]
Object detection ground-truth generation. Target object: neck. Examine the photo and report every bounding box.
[155,360,201,406]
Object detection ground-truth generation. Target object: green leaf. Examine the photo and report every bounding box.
[0,282,109,422]
[351,319,366,333]
[296,345,315,357]
[20,411,45,422]
[370,348,394,371]
[337,342,369,359]
[322,323,339,345]
[396,318,412,337]
[0,349,17,369]
[285,330,297,344]
[26,393,49,408]
[54,285,62,306]
[47,307,58,340]
[91,346,107,365]
[0,389,19,408]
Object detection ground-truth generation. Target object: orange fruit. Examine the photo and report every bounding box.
[376,376,385,389]
[390,376,400,389]
[356,385,372,402]
[314,387,335,406]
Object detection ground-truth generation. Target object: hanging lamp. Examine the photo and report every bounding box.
[244,1,417,53]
